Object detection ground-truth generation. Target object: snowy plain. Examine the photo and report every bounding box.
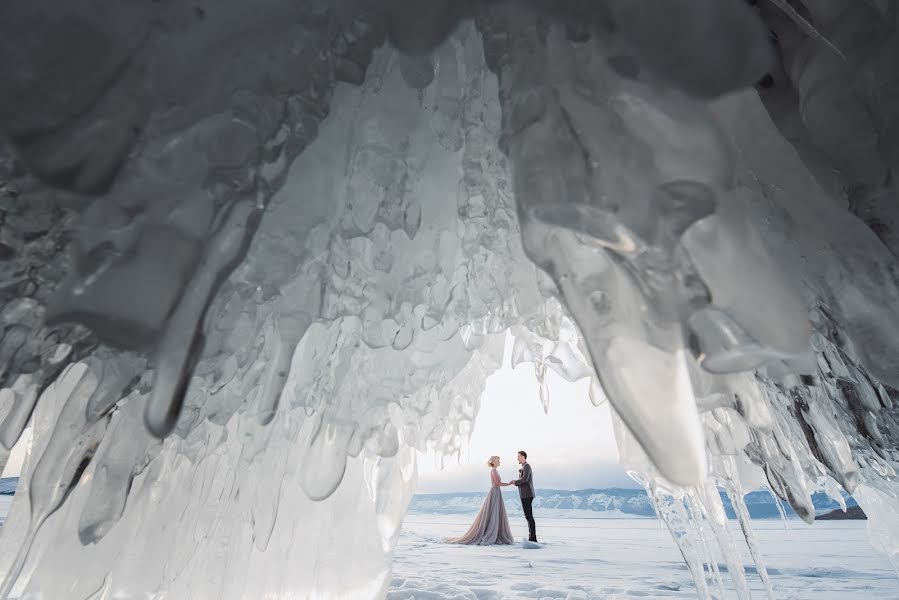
[3,488,897,598]
[389,515,899,600]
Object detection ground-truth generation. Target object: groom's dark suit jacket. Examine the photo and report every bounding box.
[513,462,535,499]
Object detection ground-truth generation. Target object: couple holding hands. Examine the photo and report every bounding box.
[448,450,537,546]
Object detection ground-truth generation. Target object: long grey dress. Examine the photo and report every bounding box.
[447,468,514,545]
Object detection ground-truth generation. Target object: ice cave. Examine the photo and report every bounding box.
[1,0,898,598]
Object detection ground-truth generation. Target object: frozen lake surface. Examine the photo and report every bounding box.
[2,498,896,598]
[389,515,899,599]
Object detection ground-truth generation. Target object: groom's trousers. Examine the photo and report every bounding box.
[521,497,537,542]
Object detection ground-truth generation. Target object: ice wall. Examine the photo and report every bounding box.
[1,1,899,599]
[0,23,593,599]
[470,6,899,596]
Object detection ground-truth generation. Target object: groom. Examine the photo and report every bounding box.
[510,450,537,543]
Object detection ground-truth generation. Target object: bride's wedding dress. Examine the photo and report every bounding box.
[448,467,514,545]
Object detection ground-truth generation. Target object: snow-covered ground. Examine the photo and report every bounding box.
[3,495,895,598]
[389,515,899,599]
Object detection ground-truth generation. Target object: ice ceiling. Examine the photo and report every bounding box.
[1,0,898,598]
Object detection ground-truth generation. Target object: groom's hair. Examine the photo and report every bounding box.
[518,450,527,459]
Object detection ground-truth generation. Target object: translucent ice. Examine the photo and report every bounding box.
[1,3,899,599]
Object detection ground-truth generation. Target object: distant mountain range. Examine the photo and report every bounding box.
[1,477,861,525]
[816,505,866,520]
[0,477,15,527]
[409,487,860,520]
[0,477,17,496]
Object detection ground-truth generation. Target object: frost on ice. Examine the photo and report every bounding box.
[1,1,898,598]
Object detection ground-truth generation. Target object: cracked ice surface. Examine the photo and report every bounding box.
[1,2,899,599]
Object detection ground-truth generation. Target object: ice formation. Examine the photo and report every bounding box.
[0,1,898,598]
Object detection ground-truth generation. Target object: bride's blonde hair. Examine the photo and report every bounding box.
[486,455,501,467]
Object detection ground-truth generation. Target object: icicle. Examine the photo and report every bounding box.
[700,480,751,599]
[648,483,717,600]
[768,0,847,59]
[248,435,288,553]
[0,341,72,452]
[535,362,550,414]
[823,477,847,513]
[366,446,417,552]
[803,389,859,493]
[0,363,109,599]
[256,311,311,426]
[725,485,776,600]
[78,395,156,544]
[821,344,851,380]
[688,307,787,374]
[510,331,535,369]
[766,484,790,530]
[876,383,893,409]
[850,366,883,412]
[298,417,354,501]
[588,376,607,407]
[459,323,485,350]
[684,494,726,600]
[84,354,143,422]
[147,200,262,438]
[0,375,38,452]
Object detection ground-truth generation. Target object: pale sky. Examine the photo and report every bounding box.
[416,333,634,493]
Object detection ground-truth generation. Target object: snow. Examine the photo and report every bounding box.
[390,515,899,599]
[526,509,650,520]
[2,487,896,598]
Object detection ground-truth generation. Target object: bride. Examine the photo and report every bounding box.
[447,456,514,545]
